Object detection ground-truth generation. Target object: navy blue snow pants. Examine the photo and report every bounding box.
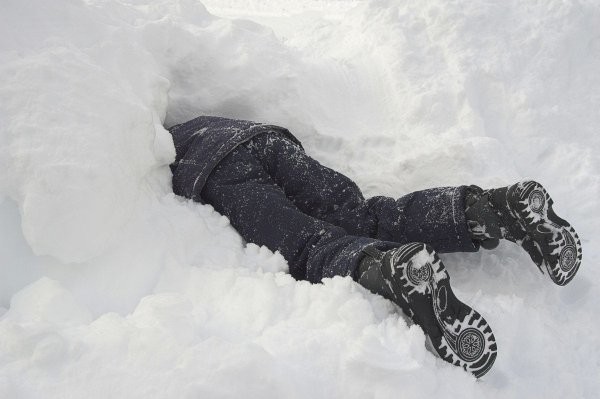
[201,133,477,283]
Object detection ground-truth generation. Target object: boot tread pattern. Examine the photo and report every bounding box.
[385,243,497,378]
[511,181,582,286]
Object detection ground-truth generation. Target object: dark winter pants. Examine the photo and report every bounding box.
[201,133,477,283]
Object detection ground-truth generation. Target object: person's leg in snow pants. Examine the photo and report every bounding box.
[201,132,503,377]
[200,131,581,378]
[201,133,476,283]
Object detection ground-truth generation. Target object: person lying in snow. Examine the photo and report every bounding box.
[167,115,582,378]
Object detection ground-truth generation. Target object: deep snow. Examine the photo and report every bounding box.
[1,0,599,397]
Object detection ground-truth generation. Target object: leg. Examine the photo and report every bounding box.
[246,133,476,253]
[213,136,497,376]
[201,143,396,283]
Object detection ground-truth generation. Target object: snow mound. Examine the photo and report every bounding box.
[1,0,599,397]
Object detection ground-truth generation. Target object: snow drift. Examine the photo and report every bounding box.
[1,0,599,397]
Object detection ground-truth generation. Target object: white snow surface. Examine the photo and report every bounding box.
[1,0,599,397]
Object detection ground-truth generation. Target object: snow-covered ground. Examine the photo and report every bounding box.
[1,0,599,397]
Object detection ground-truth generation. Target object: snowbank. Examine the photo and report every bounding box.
[1,0,599,397]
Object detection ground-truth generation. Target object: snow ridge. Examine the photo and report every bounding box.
[1,0,599,397]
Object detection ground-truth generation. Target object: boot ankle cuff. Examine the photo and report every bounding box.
[464,184,502,249]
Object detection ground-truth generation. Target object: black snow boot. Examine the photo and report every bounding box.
[465,180,582,286]
[357,243,497,378]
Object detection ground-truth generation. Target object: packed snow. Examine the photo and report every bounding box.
[1,0,599,397]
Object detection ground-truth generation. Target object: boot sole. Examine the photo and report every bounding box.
[387,243,497,378]
[509,181,582,286]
